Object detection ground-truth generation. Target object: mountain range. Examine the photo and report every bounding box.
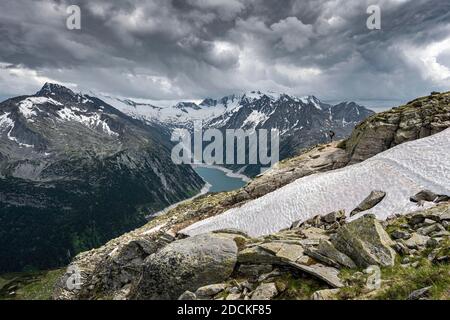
[0,83,203,272]
[0,84,373,272]
[102,90,374,176]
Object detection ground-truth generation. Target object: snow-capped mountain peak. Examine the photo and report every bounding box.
[0,84,130,152]
[37,82,78,98]
[298,95,324,110]
[89,90,373,174]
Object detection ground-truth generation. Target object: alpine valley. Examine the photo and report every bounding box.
[0,83,373,273]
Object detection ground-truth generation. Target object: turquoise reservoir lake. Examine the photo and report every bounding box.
[193,166,247,193]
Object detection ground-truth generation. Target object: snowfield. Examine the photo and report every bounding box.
[181,128,450,237]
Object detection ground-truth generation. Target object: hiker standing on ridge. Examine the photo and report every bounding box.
[328,130,335,142]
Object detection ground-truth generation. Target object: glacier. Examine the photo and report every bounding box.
[181,128,450,237]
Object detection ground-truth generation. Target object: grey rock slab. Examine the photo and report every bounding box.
[305,240,357,269]
[331,215,396,267]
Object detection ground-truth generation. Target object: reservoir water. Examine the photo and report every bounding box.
[193,166,247,193]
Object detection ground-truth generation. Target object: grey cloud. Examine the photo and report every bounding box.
[0,0,449,105]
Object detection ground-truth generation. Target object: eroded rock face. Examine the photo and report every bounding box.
[131,233,238,300]
[331,215,396,267]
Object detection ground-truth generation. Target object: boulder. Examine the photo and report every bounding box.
[417,223,445,236]
[410,190,449,203]
[195,284,227,298]
[131,233,238,299]
[404,233,430,249]
[178,291,197,300]
[212,228,250,238]
[322,210,346,224]
[257,269,283,283]
[259,242,283,254]
[409,213,425,226]
[250,283,278,300]
[407,286,432,300]
[439,209,450,221]
[299,227,330,240]
[391,230,411,240]
[226,293,242,300]
[350,191,386,216]
[331,215,396,267]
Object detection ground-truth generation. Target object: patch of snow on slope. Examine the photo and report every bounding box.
[242,110,269,128]
[57,108,118,136]
[181,128,450,237]
[18,97,62,121]
[299,96,322,110]
[0,112,13,130]
[0,112,34,148]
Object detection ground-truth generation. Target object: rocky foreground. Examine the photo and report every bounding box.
[53,91,450,300]
[55,199,450,300]
[168,202,450,301]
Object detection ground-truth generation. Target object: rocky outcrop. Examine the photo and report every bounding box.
[239,142,349,200]
[343,91,450,164]
[131,233,238,300]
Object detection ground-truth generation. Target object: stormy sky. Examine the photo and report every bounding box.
[0,0,449,110]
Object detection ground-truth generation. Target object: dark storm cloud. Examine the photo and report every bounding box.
[0,0,449,107]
